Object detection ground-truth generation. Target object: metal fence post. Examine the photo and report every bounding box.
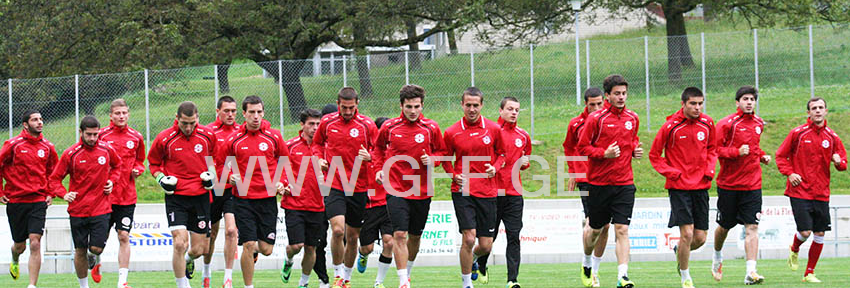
[278,60,284,132]
[470,52,475,87]
[701,32,706,113]
[404,52,410,85]
[144,69,150,146]
[214,65,219,106]
[530,44,535,141]
[366,54,371,71]
[808,25,815,98]
[754,29,759,114]
[75,74,80,140]
[330,54,335,75]
[343,55,348,87]
[586,40,590,89]
[575,24,581,106]
[644,36,650,132]
[8,79,12,139]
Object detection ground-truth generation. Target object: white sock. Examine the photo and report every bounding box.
[713,250,723,263]
[376,261,390,283]
[333,264,344,278]
[176,277,190,288]
[203,264,212,278]
[79,277,89,288]
[244,285,253,288]
[617,264,628,279]
[407,260,415,277]
[796,232,808,242]
[299,273,311,286]
[680,269,691,282]
[461,273,473,287]
[813,235,824,244]
[286,255,294,264]
[224,269,233,281]
[343,265,353,281]
[397,269,409,286]
[27,285,37,288]
[591,255,602,273]
[746,260,757,274]
[118,268,129,285]
[582,254,592,268]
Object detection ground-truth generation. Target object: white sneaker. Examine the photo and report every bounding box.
[711,260,722,281]
[744,271,764,285]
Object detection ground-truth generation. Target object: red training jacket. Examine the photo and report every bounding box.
[0,130,59,203]
[577,101,641,186]
[311,111,377,193]
[366,160,387,209]
[563,107,591,183]
[148,120,218,196]
[223,120,290,200]
[715,109,766,191]
[50,140,121,217]
[281,131,323,212]
[776,118,847,202]
[649,109,717,190]
[496,117,532,196]
[209,118,241,191]
[99,122,146,205]
[442,116,506,198]
[373,113,445,200]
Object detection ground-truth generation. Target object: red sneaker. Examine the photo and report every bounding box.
[203,277,211,288]
[91,263,102,283]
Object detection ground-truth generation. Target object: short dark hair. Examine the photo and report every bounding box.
[110,98,128,113]
[375,117,390,129]
[807,97,826,111]
[21,109,40,124]
[338,87,358,101]
[79,115,100,131]
[300,108,322,123]
[177,101,198,118]
[461,86,483,102]
[321,103,338,116]
[500,97,519,109]
[217,95,237,109]
[735,86,758,101]
[242,95,264,112]
[400,84,425,104]
[583,87,603,102]
[603,74,628,94]
[681,87,704,102]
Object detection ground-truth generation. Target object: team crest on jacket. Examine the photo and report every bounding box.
[126,140,134,149]
[483,136,491,145]
[349,128,359,138]
[97,156,106,165]
[755,126,762,135]
[37,149,45,158]
[625,121,633,130]
[822,140,830,148]
[697,131,706,141]
[259,142,269,151]
[514,138,523,148]
[194,144,204,153]
[414,133,425,143]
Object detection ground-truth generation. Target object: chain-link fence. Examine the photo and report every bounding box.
[3,24,849,151]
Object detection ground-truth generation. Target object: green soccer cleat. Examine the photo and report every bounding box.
[357,253,368,273]
[373,283,386,288]
[471,262,479,281]
[505,281,521,288]
[280,260,294,283]
[802,274,822,283]
[787,246,799,271]
[581,266,593,287]
[9,262,18,280]
[478,266,488,284]
[744,271,764,285]
[681,279,695,288]
[185,257,195,279]
[617,275,635,288]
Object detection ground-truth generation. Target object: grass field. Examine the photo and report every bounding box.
[4,258,847,287]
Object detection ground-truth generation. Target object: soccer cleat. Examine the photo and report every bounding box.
[787,246,799,271]
[398,280,409,288]
[373,283,386,288]
[319,281,330,288]
[681,279,695,288]
[471,262,479,281]
[802,274,821,283]
[332,277,345,288]
[91,263,102,283]
[185,257,195,279]
[9,262,19,280]
[591,272,600,287]
[222,279,233,288]
[203,277,211,288]
[281,260,294,283]
[616,275,635,288]
[298,286,308,288]
[121,283,134,288]
[357,253,368,273]
[478,266,488,284]
[580,266,593,287]
[744,271,764,285]
[342,280,351,288]
[711,261,723,281]
[505,281,521,288]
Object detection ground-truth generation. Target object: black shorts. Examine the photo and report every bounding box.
[668,189,709,230]
[6,202,47,243]
[716,188,762,229]
[451,193,497,238]
[234,197,279,245]
[587,185,636,229]
[324,188,367,228]
[360,206,393,245]
[577,182,592,218]
[70,214,110,249]
[165,194,211,235]
[386,195,431,235]
[210,188,235,224]
[109,204,136,232]
[284,209,326,246]
[789,197,831,232]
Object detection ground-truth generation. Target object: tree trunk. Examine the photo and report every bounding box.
[256,60,308,123]
[353,22,373,97]
[218,61,231,93]
[663,6,695,81]
[447,29,458,53]
[405,19,421,70]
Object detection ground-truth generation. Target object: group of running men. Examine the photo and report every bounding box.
[1,73,845,288]
[564,75,845,288]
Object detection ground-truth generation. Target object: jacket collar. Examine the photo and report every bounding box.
[19,129,43,143]
[240,119,272,135]
[399,112,423,123]
[461,115,484,130]
[807,117,827,132]
[604,101,626,115]
[108,120,128,133]
[497,116,517,130]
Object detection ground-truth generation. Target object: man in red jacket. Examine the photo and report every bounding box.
[565,87,608,288]
[776,97,846,283]
[649,87,716,288]
[0,110,58,288]
[203,95,241,288]
[577,75,642,288]
[311,87,378,288]
[50,116,122,288]
[279,108,325,288]
[711,86,769,284]
[98,99,146,288]
[373,85,445,288]
[442,87,505,288]
[222,96,289,288]
[148,101,218,288]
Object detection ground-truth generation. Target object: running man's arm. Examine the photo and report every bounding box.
[775,130,798,176]
[48,151,71,198]
[704,121,718,180]
[648,123,681,179]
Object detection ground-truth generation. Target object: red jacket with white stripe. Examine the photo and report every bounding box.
[148,120,218,196]
[577,102,641,186]
[311,111,377,193]
[442,116,506,198]
[208,118,240,191]
[366,162,387,208]
[373,113,445,200]
[563,107,591,183]
[224,120,290,200]
[50,140,122,217]
[496,117,532,196]
[649,109,717,190]
[776,119,847,201]
[99,122,146,205]
[716,109,766,191]
[281,132,323,212]
[0,130,59,203]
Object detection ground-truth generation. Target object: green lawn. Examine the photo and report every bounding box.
[5,257,847,287]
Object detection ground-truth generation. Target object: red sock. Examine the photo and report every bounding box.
[791,234,804,253]
[805,242,823,276]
